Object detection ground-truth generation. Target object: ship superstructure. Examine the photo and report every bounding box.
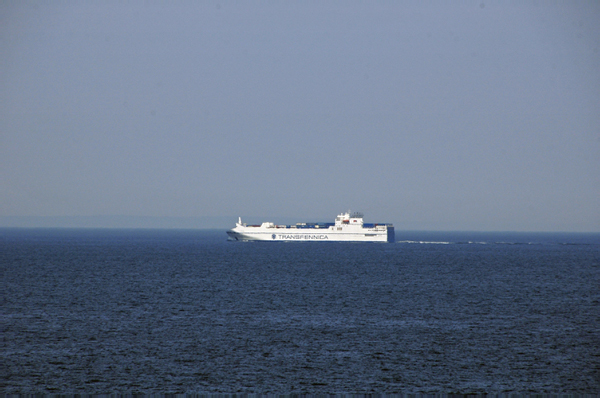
[227,212,395,242]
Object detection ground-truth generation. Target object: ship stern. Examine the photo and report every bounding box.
[386,225,395,243]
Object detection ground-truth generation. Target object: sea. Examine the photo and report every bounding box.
[1,228,599,394]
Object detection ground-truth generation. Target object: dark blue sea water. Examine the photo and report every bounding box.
[2,229,599,394]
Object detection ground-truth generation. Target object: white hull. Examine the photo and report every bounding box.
[227,212,395,242]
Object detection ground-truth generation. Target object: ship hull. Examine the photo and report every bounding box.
[227,226,395,242]
[227,212,395,243]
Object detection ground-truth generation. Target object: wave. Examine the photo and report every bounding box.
[397,240,453,244]
[398,240,488,245]
[398,240,595,246]
[398,240,539,245]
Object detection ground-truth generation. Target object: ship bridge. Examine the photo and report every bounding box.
[335,211,364,226]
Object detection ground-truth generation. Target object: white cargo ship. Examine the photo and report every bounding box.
[227,212,395,242]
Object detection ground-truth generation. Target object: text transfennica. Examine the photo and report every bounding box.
[274,234,329,240]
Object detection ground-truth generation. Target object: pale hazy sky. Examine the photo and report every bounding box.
[1,1,599,231]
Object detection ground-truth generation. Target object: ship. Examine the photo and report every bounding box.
[227,211,395,242]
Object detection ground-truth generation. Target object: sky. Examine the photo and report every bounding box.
[1,1,599,231]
